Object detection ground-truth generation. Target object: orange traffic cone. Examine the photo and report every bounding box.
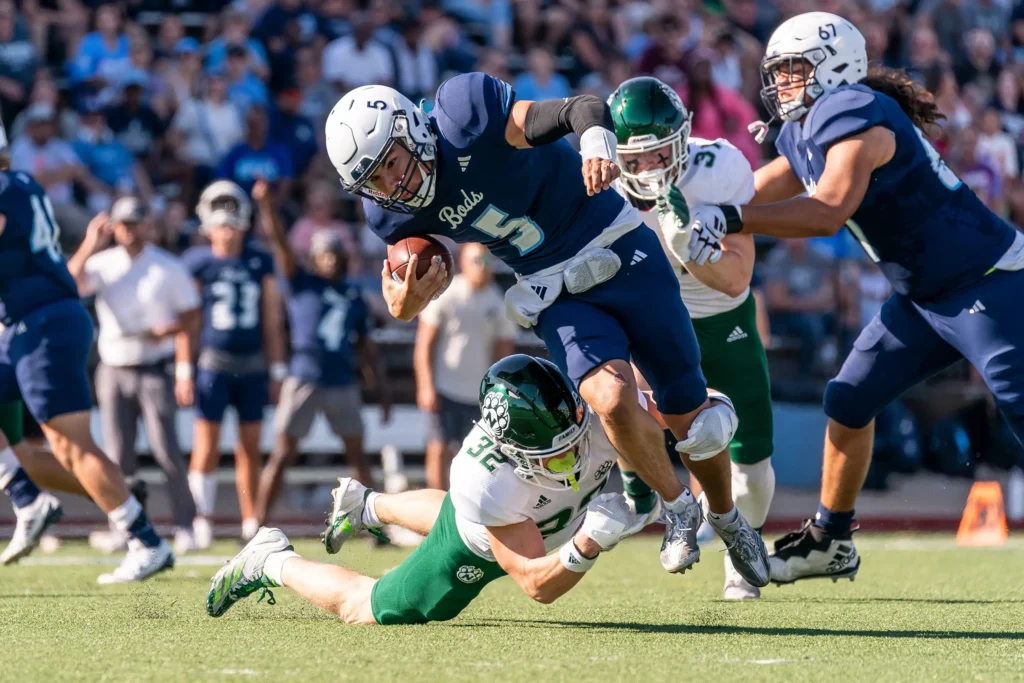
[956,481,1008,547]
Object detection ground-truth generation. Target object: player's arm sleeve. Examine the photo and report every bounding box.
[434,72,515,146]
[521,94,614,147]
[808,89,890,153]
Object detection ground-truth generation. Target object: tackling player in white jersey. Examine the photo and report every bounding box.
[206,355,663,624]
[609,77,776,599]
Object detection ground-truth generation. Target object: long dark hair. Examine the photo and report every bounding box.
[862,65,945,133]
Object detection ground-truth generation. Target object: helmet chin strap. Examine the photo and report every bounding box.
[546,451,579,492]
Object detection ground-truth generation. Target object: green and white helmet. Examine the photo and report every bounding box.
[478,355,591,492]
[608,76,691,201]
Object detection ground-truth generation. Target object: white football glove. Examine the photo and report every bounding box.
[580,492,659,551]
[655,185,693,265]
[686,204,730,266]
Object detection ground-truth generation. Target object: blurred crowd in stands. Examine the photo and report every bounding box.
[4,0,1024,492]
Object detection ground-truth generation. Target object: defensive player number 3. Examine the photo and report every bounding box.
[471,205,545,255]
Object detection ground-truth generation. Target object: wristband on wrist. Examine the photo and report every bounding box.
[175,363,193,381]
[559,538,598,573]
[721,204,745,234]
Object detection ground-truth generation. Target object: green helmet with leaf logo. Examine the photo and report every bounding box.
[478,355,591,492]
[607,76,691,201]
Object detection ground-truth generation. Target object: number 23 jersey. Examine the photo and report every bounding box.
[0,171,79,326]
[363,72,634,276]
[775,84,1016,301]
[449,418,618,562]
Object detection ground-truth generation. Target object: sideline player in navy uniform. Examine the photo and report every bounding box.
[181,181,286,547]
[0,126,172,580]
[684,12,1024,584]
[251,179,392,524]
[323,73,770,585]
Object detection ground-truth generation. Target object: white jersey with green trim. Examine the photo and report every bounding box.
[448,417,618,563]
[636,137,756,319]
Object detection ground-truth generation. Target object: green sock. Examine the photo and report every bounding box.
[621,470,656,514]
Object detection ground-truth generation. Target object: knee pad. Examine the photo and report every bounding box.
[675,391,738,461]
[823,379,876,429]
[731,459,775,529]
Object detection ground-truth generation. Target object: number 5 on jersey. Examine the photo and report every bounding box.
[472,205,545,255]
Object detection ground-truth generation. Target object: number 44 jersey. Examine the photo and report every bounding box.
[0,171,79,326]
[449,417,619,562]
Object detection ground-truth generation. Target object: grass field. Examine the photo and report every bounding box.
[1,534,1022,683]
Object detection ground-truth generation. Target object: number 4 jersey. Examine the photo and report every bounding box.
[449,418,618,562]
[775,84,1017,301]
[280,267,369,387]
[0,171,79,326]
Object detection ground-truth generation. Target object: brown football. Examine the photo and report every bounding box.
[387,236,456,289]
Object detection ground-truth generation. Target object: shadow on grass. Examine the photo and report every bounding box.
[458,619,1024,640]
[765,597,1024,606]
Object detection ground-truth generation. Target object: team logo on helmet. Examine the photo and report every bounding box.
[482,390,510,438]
[456,565,484,584]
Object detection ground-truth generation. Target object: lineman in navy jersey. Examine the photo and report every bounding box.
[253,180,392,525]
[685,12,1024,584]
[180,181,287,546]
[0,130,172,580]
[324,73,770,584]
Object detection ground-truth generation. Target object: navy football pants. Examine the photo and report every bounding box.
[534,226,708,416]
[826,268,1024,444]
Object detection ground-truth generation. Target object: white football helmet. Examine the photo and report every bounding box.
[760,12,867,122]
[325,85,437,213]
[196,180,251,232]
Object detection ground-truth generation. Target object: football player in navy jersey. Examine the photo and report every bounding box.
[321,73,770,585]
[181,181,286,547]
[251,179,392,525]
[0,128,173,580]
[685,12,1024,584]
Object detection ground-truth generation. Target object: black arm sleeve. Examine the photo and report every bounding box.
[522,95,615,147]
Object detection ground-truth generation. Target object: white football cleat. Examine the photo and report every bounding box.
[660,488,702,573]
[702,494,770,588]
[1,492,63,565]
[97,539,174,584]
[207,527,292,618]
[723,554,761,600]
[193,517,214,550]
[321,477,386,554]
[769,519,860,584]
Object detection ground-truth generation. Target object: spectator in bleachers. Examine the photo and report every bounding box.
[73,98,153,211]
[956,28,1000,102]
[682,47,761,167]
[164,37,203,112]
[206,8,270,82]
[288,181,359,271]
[154,13,185,60]
[216,104,292,201]
[976,107,1019,181]
[70,3,130,99]
[21,0,88,69]
[934,70,973,135]
[10,102,99,245]
[993,69,1024,140]
[294,44,334,145]
[513,47,570,101]
[907,26,946,92]
[636,14,689,90]
[170,70,243,201]
[0,0,37,127]
[953,127,1004,214]
[322,11,394,91]
[270,87,317,181]
[763,239,836,377]
[67,197,199,553]
[223,44,270,115]
[414,243,516,490]
[106,70,165,161]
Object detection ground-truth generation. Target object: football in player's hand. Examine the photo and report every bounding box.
[388,235,455,288]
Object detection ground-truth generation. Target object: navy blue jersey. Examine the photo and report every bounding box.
[281,268,368,387]
[182,245,275,355]
[0,171,79,325]
[775,84,1016,301]
[364,72,629,276]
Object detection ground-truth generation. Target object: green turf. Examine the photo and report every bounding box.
[1,535,1022,682]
